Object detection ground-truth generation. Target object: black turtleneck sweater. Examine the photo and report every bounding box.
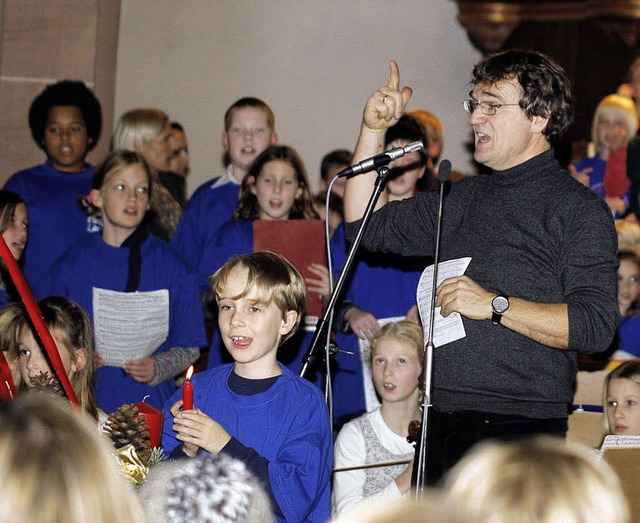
[345,150,619,419]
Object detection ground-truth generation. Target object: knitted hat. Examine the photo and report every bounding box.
[139,453,273,523]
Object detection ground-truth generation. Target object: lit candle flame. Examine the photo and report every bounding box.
[186,365,194,380]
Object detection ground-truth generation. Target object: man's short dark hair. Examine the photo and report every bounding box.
[471,49,574,139]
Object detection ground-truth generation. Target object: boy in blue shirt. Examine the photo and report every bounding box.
[162,251,332,522]
[171,98,278,273]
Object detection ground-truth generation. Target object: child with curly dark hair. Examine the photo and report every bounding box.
[4,80,102,296]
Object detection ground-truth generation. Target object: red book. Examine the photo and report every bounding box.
[253,220,327,324]
[604,147,630,198]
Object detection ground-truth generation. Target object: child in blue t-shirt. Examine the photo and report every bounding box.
[200,145,339,383]
[4,80,102,296]
[171,97,279,274]
[47,150,206,413]
[162,251,332,523]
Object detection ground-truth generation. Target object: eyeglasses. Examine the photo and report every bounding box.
[462,99,521,116]
[618,275,640,285]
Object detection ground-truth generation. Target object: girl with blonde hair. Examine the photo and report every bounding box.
[2,296,102,424]
[571,94,638,217]
[333,320,424,515]
[603,360,640,436]
[443,436,630,523]
[0,394,144,523]
[46,150,206,414]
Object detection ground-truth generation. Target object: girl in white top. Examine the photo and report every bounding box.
[332,320,423,515]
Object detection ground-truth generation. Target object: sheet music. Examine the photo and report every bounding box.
[601,435,640,449]
[416,257,472,347]
[93,288,170,367]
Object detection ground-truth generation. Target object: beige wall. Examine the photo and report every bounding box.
[0,0,119,182]
[114,0,481,195]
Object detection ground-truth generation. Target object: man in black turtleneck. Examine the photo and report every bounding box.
[343,50,619,484]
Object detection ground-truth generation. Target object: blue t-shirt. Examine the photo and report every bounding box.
[162,363,332,523]
[572,155,629,218]
[615,313,640,358]
[4,161,100,296]
[171,174,240,272]
[47,232,207,412]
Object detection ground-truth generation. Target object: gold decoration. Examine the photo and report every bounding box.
[114,444,148,487]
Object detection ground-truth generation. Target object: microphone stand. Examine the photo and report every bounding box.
[300,165,391,383]
[414,173,448,496]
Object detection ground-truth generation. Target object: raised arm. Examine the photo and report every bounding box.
[343,61,413,222]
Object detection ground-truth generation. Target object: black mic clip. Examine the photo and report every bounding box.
[338,141,424,178]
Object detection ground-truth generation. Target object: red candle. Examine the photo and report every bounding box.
[135,397,164,449]
[0,235,79,405]
[0,349,17,402]
[182,365,194,410]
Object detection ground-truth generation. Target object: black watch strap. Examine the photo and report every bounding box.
[491,294,510,325]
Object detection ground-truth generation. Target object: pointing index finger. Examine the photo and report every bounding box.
[388,60,400,90]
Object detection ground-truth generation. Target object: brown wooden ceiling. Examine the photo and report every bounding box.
[455,1,640,53]
[453,0,640,167]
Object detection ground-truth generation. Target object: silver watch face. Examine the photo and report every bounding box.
[492,295,509,314]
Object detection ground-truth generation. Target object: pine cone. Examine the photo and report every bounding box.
[29,371,64,397]
[104,403,152,463]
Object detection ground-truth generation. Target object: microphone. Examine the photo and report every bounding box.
[338,140,424,178]
[438,159,451,183]
[413,157,451,493]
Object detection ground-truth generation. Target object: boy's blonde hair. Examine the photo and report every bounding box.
[592,94,639,152]
[370,320,425,368]
[443,436,630,523]
[603,360,640,434]
[209,251,306,344]
[0,394,144,523]
[616,220,640,258]
[444,436,629,523]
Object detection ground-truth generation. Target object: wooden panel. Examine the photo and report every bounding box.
[1,0,98,80]
[0,81,48,181]
[603,447,640,522]
[0,0,119,184]
[574,369,608,407]
[567,409,604,449]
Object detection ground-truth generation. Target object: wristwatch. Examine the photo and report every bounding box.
[491,294,510,325]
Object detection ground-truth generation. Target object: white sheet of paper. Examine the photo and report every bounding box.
[358,316,404,413]
[601,435,640,449]
[93,288,170,367]
[416,257,472,348]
